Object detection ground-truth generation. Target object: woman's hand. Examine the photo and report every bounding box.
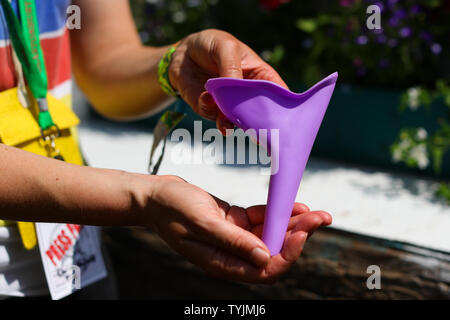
[169,29,288,135]
[140,175,332,284]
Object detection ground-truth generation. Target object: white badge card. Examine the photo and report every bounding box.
[36,223,107,300]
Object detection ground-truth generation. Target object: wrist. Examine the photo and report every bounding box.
[53,167,158,227]
[158,42,181,98]
[125,172,165,228]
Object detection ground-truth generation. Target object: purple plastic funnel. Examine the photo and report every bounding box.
[205,72,338,255]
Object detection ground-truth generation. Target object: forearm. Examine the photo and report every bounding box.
[70,0,174,120]
[72,44,173,121]
[0,144,154,226]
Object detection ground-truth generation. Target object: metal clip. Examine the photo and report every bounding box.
[40,124,64,161]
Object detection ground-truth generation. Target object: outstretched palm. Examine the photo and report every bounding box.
[148,176,332,283]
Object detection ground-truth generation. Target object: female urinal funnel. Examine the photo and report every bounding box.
[206,72,338,255]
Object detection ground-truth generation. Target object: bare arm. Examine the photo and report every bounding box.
[0,143,151,225]
[70,0,288,132]
[0,142,332,282]
[70,0,172,120]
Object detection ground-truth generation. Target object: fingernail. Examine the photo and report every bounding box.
[300,232,308,249]
[250,247,270,267]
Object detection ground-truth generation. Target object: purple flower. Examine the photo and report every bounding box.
[377,34,387,43]
[410,5,422,15]
[399,27,412,38]
[394,9,407,19]
[356,35,368,45]
[431,43,442,55]
[389,16,400,27]
[378,59,390,68]
[389,8,407,26]
[387,0,398,8]
[374,1,384,12]
[387,38,398,47]
[420,31,433,43]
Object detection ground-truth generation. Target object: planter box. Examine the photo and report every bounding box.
[103,226,450,299]
[310,84,450,179]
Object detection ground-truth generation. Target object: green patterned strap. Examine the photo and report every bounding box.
[158,45,180,98]
[148,109,185,175]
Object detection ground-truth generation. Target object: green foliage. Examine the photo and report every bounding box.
[436,182,450,204]
[131,0,449,88]
[391,80,450,202]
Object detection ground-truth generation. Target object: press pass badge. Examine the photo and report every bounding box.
[36,223,107,300]
[148,104,185,175]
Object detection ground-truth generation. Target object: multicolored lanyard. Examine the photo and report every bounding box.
[1,0,55,131]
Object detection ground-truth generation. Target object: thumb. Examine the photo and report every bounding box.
[204,218,270,267]
[214,39,243,78]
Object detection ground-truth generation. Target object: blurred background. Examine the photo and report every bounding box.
[74,0,450,299]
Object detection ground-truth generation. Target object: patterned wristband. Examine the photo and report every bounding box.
[158,45,180,98]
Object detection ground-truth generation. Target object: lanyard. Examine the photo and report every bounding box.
[1,0,55,130]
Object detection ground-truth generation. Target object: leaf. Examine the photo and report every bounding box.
[436,182,450,204]
[296,19,317,33]
[270,45,285,65]
[431,146,444,174]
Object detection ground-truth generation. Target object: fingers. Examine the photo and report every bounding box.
[216,112,234,135]
[292,202,311,215]
[270,231,308,276]
[238,43,289,89]
[198,91,219,121]
[243,62,289,89]
[288,211,331,236]
[212,37,243,79]
[246,202,310,225]
[261,211,328,282]
[313,210,332,226]
[251,210,329,239]
[175,237,278,283]
[278,213,322,265]
[172,209,331,284]
[250,212,317,239]
[233,231,309,285]
[200,217,271,268]
[281,231,308,262]
[198,92,234,134]
[225,205,251,230]
[286,210,331,232]
[177,66,211,117]
[177,69,234,135]
[210,194,230,220]
[246,205,267,226]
